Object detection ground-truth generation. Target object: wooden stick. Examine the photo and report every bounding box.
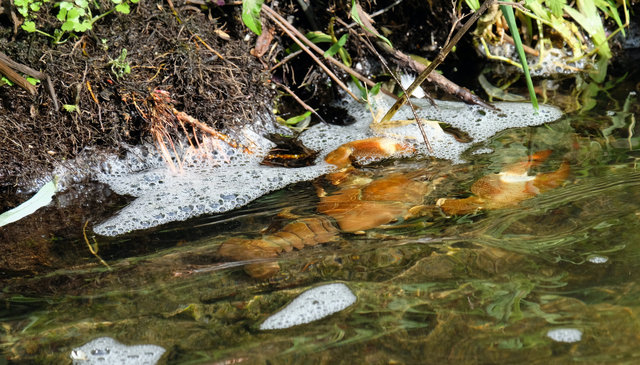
[0,58,36,95]
[263,6,399,100]
[274,81,327,124]
[263,7,360,101]
[381,0,497,123]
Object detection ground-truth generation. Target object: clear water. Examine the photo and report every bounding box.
[1,87,640,364]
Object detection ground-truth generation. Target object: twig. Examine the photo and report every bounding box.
[263,7,359,101]
[263,6,398,100]
[0,58,36,95]
[344,0,405,28]
[381,0,497,123]
[270,49,303,71]
[86,81,103,131]
[83,221,111,270]
[0,51,59,110]
[274,81,328,124]
[361,36,433,153]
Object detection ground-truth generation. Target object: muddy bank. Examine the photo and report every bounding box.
[0,0,275,191]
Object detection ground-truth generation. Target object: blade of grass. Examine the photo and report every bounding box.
[0,178,57,227]
[500,4,539,112]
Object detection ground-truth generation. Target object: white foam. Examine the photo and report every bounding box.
[587,255,608,264]
[546,328,583,343]
[70,337,165,365]
[260,283,357,330]
[93,130,333,236]
[93,91,562,235]
[300,94,562,164]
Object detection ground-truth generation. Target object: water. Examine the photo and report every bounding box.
[1,90,640,364]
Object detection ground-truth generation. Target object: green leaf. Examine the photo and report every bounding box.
[22,21,37,33]
[370,82,382,96]
[305,31,333,44]
[242,0,264,35]
[350,0,392,48]
[61,20,75,31]
[59,1,74,11]
[115,3,130,14]
[464,0,480,11]
[26,77,41,85]
[63,104,77,112]
[284,111,312,125]
[545,0,566,17]
[1,76,15,86]
[324,34,348,58]
[0,179,57,228]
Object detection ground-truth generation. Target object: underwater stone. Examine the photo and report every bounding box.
[260,283,357,330]
[70,336,165,365]
[546,328,582,343]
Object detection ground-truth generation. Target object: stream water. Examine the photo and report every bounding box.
[1,82,640,364]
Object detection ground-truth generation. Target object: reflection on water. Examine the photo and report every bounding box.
[2,100,640,364]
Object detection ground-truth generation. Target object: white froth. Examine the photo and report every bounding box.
[587,255,609,264]
[93,130,333,236]
[94,91,562,235]
[70,336,165,365]
[546,328,583,343]
[300,94,562,164]
[260,283,357,330]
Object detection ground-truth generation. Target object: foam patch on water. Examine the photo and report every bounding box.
[93,92,561,235]
[546,328,583,343]
[300,94,562,164]
[587,255,609,264]
[260,283,357,330]
[93,130,333,236]
[70,337,165,364]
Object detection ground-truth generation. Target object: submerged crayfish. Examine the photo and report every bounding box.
[218,137,570,278]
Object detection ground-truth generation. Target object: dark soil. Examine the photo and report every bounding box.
[0,0,275,192]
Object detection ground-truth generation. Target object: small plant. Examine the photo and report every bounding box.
[16,0,140,43]
[108,48,131,79]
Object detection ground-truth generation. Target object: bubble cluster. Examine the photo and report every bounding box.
[93,130,333,236]
[93,91,562,236]
[546,328,583,343]
[260,283,357,330]
[70,337,165,365]
[301,93,562,163]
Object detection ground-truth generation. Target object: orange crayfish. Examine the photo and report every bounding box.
[218,137,569,278]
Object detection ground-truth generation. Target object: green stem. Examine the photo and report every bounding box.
[500,4,539,112]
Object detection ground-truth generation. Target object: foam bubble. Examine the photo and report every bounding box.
[587,255,608,264]
[546,328,582,343]
[260,283,357,330]
[70,337,165,365]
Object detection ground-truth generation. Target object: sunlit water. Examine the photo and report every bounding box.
[2,90,640,364]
